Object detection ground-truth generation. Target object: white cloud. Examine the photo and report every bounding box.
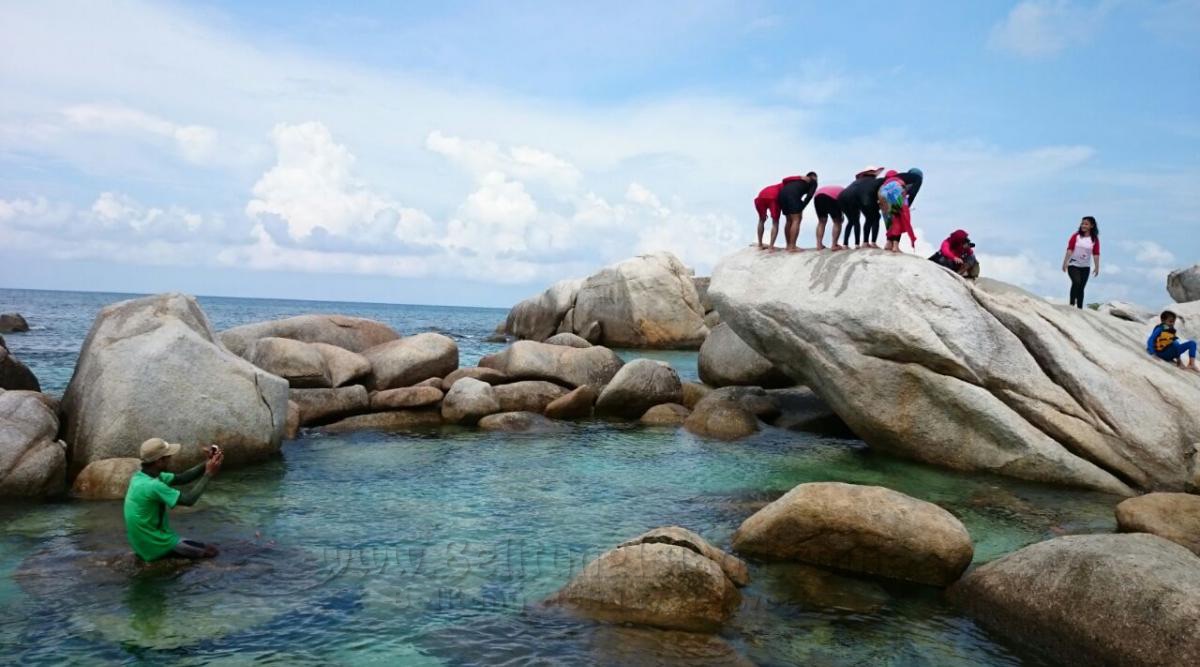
[1129,240,1175,266]
[988,1,1115,58]
[425,130,581,191]
[62,103,218,163]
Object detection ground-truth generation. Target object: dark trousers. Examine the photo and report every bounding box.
[863,209,882,243]
[1068,265,1090,308]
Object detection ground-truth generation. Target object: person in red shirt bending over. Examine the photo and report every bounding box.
[753,183,782,250]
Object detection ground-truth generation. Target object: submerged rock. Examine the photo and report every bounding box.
[219,314,399,356]
[317,409,442,433]
[493,381,569,413]
[369,386,444,410]
[441,377,501,425]
[595,359,683,419]
[480,340,623,389]
[698,323,791,388]
[71,457,140,500]
[478,411,565,433]
[364,333,459,391]
[543,385,597,420]
[546,528,743,633]
[0,313,29,333]
[683,398,759,440]
[1115,492,1200,556]
[711,248,1200,494]
[1167,265,1200,303]
[732,482,973,587]
[0,336,40,391]
[61,294,287,476]
[617,526,749,587]
[248,337,330,388]
[950,534,1200,667]
[290,386,369,426]
[571,252,709,349]
[0,390,66,498]
[639,403,690,426]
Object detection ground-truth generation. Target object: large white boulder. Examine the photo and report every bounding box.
[219,314,400,356]
[572,252,709,349]
[0,390,66,498]
[1167,265,1200,303]
[711,249,1200,494]
[61,294,288,476]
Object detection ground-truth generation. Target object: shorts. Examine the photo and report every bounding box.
[754,197,780,223]
[778,180,810,216]
[171,538,214,559]
[813,193,843,221]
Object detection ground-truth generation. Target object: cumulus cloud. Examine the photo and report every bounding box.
[62,103,218,163]
[425,131,582,191]
[988,1,1115,58]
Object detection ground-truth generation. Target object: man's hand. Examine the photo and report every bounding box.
[204,450,224,476]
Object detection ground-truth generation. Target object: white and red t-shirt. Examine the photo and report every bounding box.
[1067,233,1099,268]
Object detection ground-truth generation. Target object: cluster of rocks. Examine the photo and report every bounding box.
[1,317,63,498]
[502,251,711,349]
[711,248,1200,495]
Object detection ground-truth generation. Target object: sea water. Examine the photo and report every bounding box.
[0,288,1117,665]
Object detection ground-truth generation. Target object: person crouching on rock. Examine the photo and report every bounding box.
[930,229,978,278]
[753,183,782,250]
[1147,310,1199,372]
[778,172,818,252]
[124,437,224,562]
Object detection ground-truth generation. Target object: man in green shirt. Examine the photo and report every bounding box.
[123,437,224,561]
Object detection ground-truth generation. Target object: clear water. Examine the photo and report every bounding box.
[0,289,1118,665]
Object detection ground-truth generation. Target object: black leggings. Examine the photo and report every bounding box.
[1068,266,1090,308]
[841,201,861,246]
[863,209,882,244]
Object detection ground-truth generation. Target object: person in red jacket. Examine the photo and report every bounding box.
[930,229,978,278]
[753,183,782,250]
[1061,216,1100,308]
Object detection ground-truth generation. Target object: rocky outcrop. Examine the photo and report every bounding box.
[317,409,441,433]
[698,323,791,388]
[71,458,140,500]
[479,341,623,389]
[493,381,569,413]
[543,385,597,420]
[248,337,330,388]
[505,278,583,342]
[546,527,744,633]
[595,359,683,419]
[219,314,400,356]
[711,249,1200,494]
[949,534,1200,667]
[478,411,565,433]
[572,252,709,349]
[1115,492,1200,555]
[1096,301,1153,323]
[312,343,371,387]
[732,482,973,587]
[0,390,66,498]
[639,403,690,426]
[61,294,287,476]
[370,386,444,410]
[1167,265,1200,303]
[683,397,759,440]
[0,313,29,333]
[363,333,458,390]
[0,336,39,391]
[440,367,510,391]
[290,386,369,426]
[441,378,501,425]
[504,253,709,349]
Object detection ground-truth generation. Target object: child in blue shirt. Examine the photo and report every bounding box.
[1147,310,1198,372]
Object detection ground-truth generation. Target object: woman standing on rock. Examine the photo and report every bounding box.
[778,172,818,252]
[1062,216,1100,308]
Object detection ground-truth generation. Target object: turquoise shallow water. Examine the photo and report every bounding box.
[0,289,1119,665]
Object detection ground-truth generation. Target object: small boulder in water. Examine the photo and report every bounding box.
[493,380,569,413]
[639,403,690,426]
[543,385,597,420]
[440,367,510,391]
[364,333,459,391]
[0,313,29,333]
[478,411,565,433]
[370,386,444,410]
[290,386,369,426]
[683,398,759,440]
[0,389,66,498]
[1115,492,1200,556]
[441,377,501,424]
[480,340,623,388]
[595,359,683,419]
[72,457,141,500]
[0,336,40,391]
[317,409,442,433]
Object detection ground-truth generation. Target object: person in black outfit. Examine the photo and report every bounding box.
[778,172,818,252]
[837,167,883,249]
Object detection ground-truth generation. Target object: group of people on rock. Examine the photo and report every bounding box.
[753,166,923,254]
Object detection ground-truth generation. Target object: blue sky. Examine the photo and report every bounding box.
[1,0,1197,307]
